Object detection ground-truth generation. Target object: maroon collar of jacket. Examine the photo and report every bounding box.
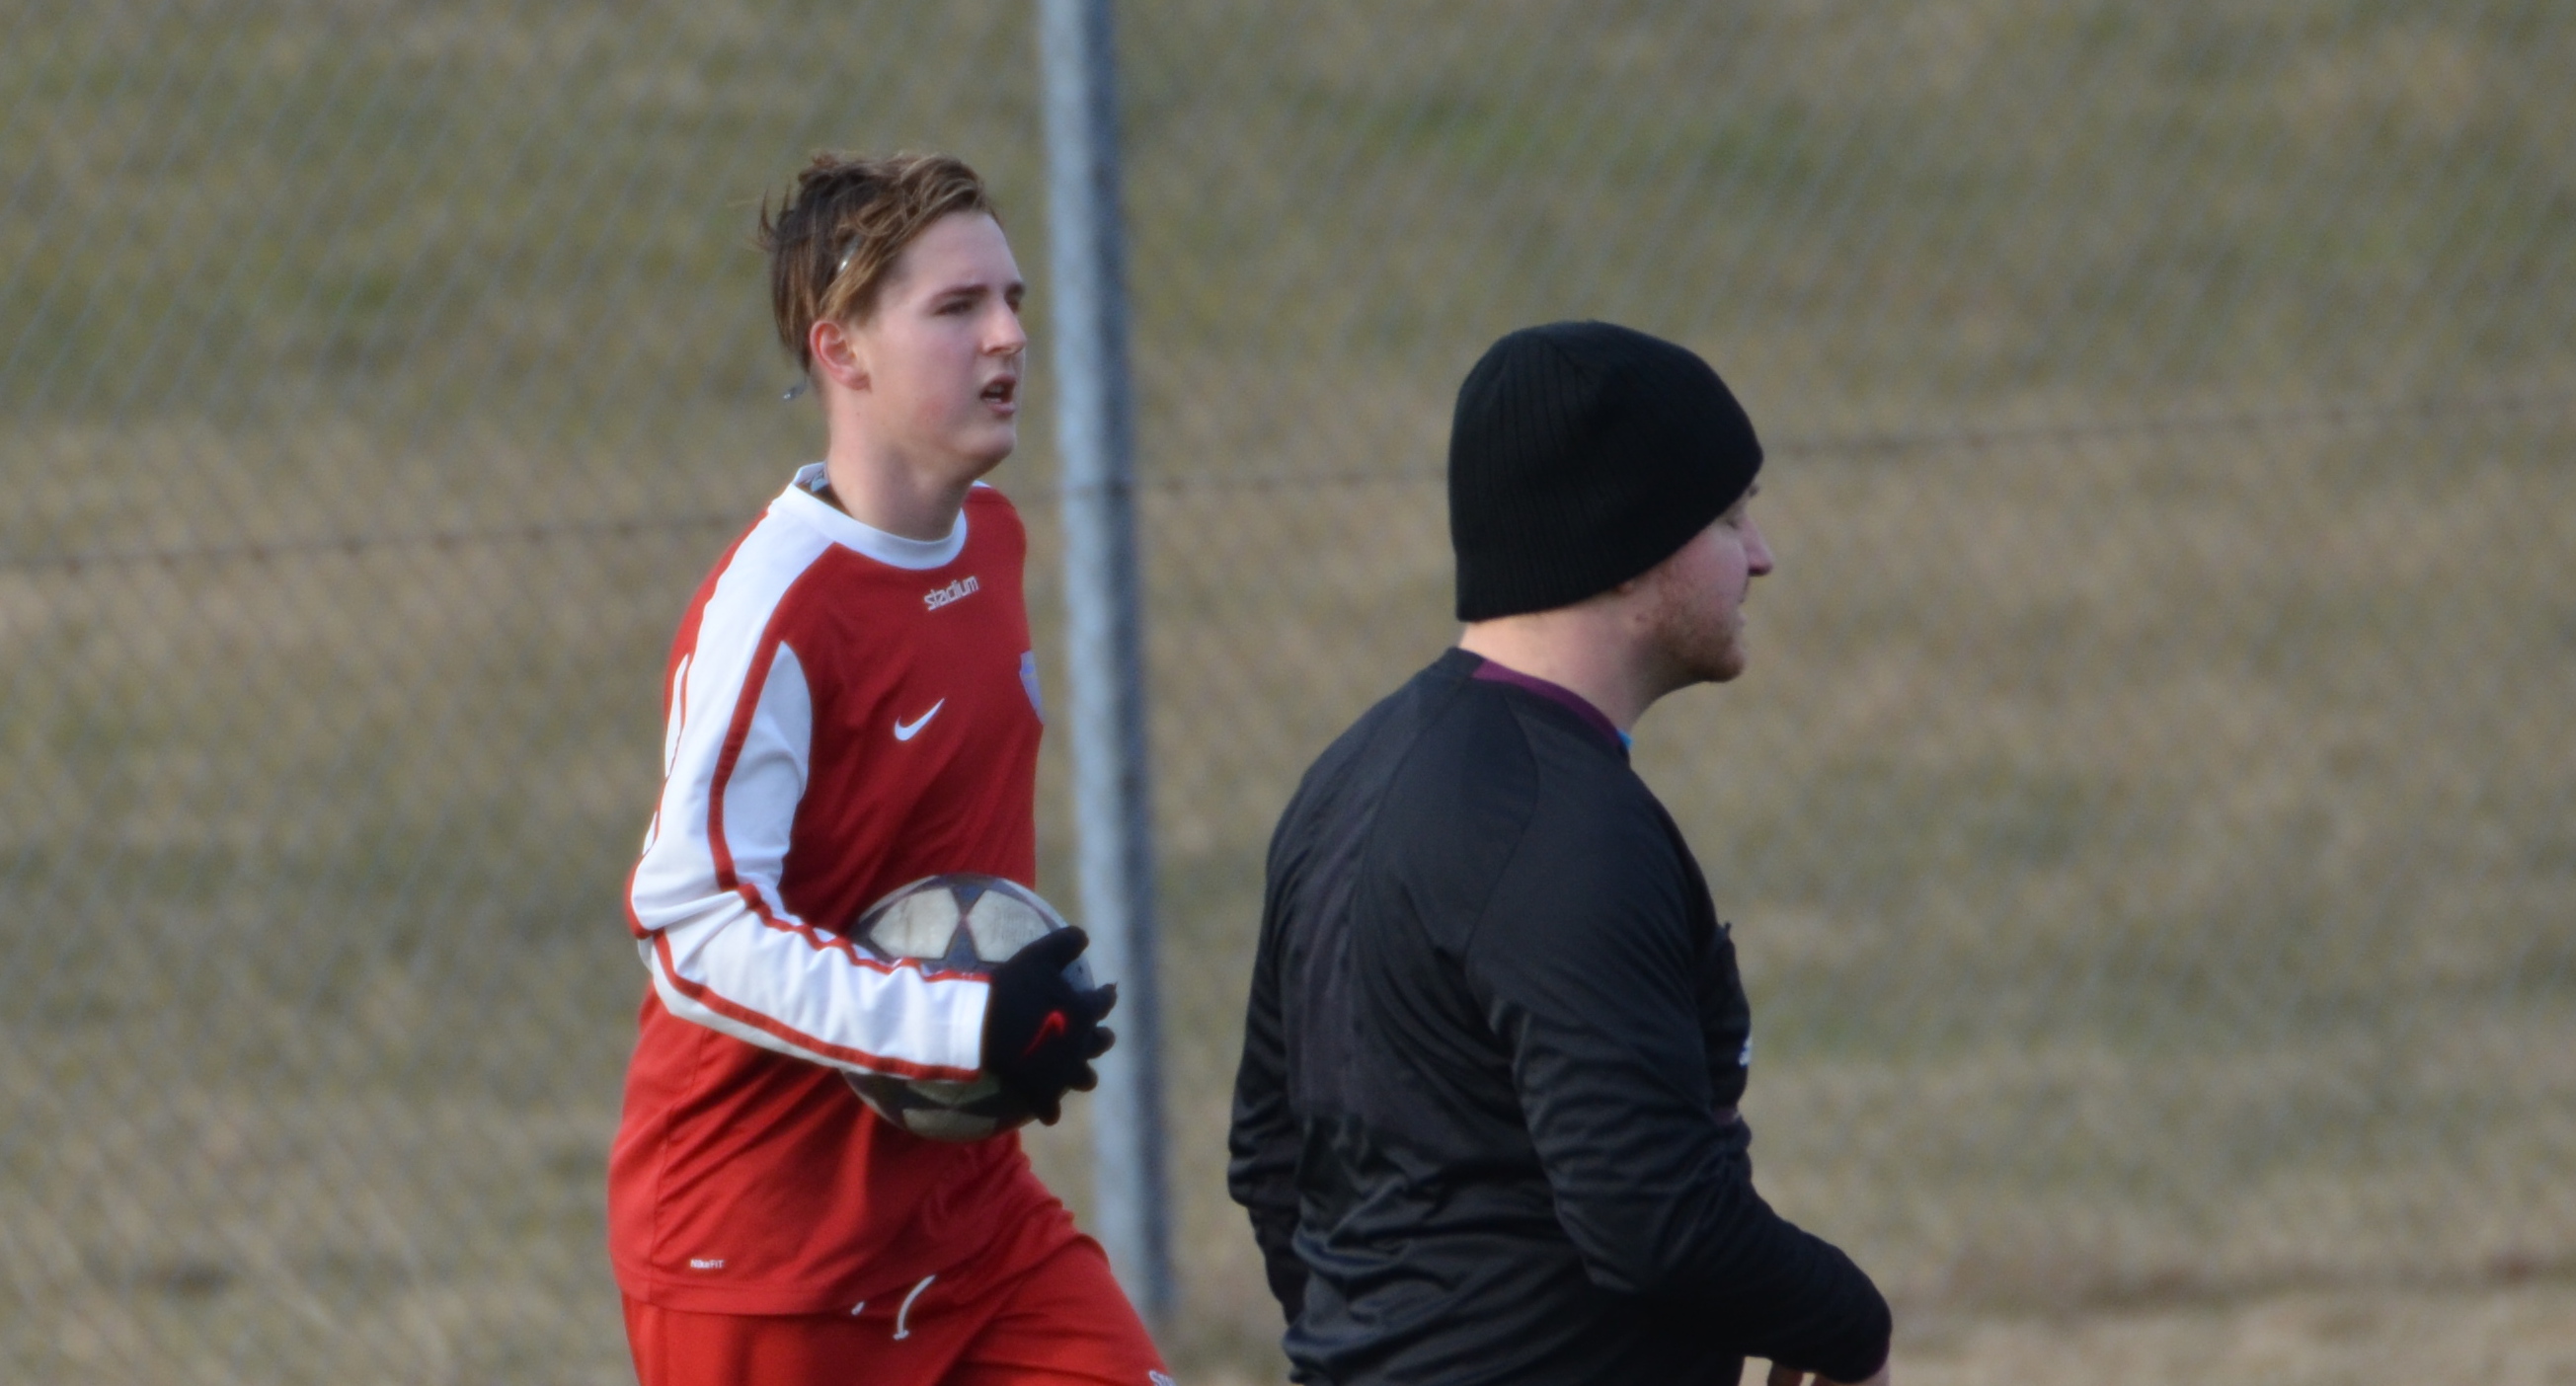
[1463,652,1630,757]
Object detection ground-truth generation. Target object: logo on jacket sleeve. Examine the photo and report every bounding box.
[1020,651,1044,722]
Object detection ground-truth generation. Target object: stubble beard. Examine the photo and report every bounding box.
[1686,616,1748,685]
[1644,567,1749,691]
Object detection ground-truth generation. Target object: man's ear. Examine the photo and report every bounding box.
[810,318,869,393]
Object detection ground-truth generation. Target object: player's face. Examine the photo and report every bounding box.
[847,212,1028,479]
[1646,490,1773,685]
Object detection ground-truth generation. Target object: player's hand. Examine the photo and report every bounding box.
[1766,1361,1890,1386]
[981,928,1120,1124]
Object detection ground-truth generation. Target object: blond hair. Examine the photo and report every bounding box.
[758,151,997,372]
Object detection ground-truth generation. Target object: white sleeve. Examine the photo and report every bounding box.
[627,630,989,1083]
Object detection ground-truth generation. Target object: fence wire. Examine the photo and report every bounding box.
[4,3,2572,1383]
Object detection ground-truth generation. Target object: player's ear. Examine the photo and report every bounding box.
[810,317,869,393]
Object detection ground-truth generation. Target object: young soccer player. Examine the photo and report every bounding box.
[611,152,1170,1386]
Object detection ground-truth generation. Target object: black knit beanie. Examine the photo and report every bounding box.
[1448,321,1762,621]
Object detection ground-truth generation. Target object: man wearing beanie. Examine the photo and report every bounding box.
[1228,322,1893,1385]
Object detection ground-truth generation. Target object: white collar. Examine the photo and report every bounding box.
[774,462,969,571]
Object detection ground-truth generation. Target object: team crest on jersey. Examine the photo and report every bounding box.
[1020,651,1045,722]
[923,575,980,611]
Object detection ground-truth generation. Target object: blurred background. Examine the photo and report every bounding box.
[4,2,2572,1381]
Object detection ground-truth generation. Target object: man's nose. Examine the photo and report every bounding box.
[988,310,1029,355]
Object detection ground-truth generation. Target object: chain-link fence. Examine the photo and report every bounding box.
[6,3,2572,1382]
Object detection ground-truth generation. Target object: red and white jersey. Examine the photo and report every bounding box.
[609,466,1069,1315]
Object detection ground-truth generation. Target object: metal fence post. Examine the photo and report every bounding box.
[1039,0,1173,1327]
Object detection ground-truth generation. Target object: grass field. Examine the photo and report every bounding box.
[5,2,2573,1381]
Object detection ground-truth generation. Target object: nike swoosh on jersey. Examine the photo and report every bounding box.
[893,701,946,741]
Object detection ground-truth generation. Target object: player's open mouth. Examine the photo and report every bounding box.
[981,376,1018,411]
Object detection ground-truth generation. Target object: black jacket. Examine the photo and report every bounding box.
[1229,651,1890,1385]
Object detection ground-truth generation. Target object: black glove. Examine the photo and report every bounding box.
[981,927,1119,1124]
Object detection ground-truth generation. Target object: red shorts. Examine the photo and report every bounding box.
[622,1231,1169,1386]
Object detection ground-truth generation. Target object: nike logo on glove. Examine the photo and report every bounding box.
[894,701,945,741]
[1020,1010,1067,1058]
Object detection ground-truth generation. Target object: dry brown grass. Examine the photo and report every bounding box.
[1104,409,2576,1377]
[5,2,2572,1381]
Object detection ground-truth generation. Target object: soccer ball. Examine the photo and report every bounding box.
[840,874,1093,1142]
